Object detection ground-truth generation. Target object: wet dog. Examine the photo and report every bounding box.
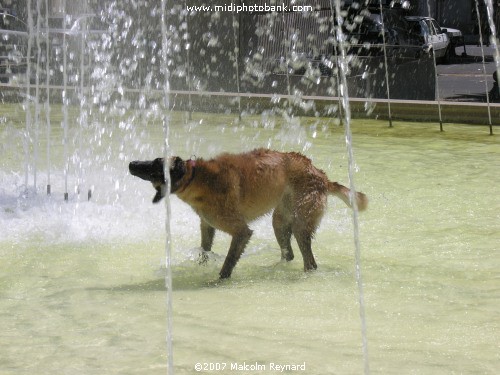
[129,148,368,278]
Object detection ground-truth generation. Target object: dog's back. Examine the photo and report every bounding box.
[193,149,289,221]
[196,149,334,221]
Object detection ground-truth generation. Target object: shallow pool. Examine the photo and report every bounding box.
[1,110,498,374]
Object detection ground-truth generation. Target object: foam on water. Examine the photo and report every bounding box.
[0,170,172,246]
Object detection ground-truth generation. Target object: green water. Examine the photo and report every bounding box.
[1,108,498,374]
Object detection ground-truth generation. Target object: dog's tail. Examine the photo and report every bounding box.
[328,181,368,211]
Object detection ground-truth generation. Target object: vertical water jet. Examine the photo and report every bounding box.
[331,1,370,373]
[44,0,51,195]
[183,0,193,121]
[34,0,42,191]
[484,0,499,135]
[425,0,443,131]
[378,0,393,127]
[160,0,174,372]
[62,0,69,201]
[232,11,242,120]
[77,5,88,198]
[24,0,33,193]
[474,0,493,132]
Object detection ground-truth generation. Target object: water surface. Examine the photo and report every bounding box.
[1,110,498,374]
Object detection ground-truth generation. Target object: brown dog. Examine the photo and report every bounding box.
[129,148,367,279]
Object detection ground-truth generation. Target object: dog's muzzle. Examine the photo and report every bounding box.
[129,159,167,204]
[129,160,153,181]
[129,159,165,182]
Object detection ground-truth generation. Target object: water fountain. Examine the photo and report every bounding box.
[23,0,33,192]
[424,0,444,131]
[331,3,369,373]
[1,1,499,374]
[44,0,52,195]
[485,0,500,135]
[378,0,393,127]
[160,0,174,371]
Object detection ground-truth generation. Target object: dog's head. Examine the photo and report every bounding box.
[129,156,188,203]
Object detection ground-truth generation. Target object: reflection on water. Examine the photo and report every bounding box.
[0,111,499,374]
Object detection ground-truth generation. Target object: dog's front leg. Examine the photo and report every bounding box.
[199,219,215,264]
[219,227,253,279]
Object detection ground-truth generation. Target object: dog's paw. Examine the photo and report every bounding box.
[198,251,211,265]
[186,248,223,266]
[219,269,232,279]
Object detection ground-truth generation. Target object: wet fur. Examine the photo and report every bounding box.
[129,148,368,279]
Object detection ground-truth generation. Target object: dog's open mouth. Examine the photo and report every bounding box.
[151,184,166,203]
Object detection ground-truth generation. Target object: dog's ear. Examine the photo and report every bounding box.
[170,156,186,193]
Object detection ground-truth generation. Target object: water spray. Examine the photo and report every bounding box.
[484,0,499,136]
[24,0,33,193]
[327,8,344,125]
[425,0,444,131]
[77,5,89,199]
[45,0,51,195]
[62,0,69,202]
[34,0,42,190]
[378,0,393,127]
[183,0,193,121]
[475,0,493,133]
[232,11,242,120]
[331,1,370,373]
[161,0,174,372]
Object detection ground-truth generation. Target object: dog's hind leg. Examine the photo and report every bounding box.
[292,227,317,271]
[199,219,216,264]
[272,204,294,261]
[291,192,326,271]
[219,225,253,279]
